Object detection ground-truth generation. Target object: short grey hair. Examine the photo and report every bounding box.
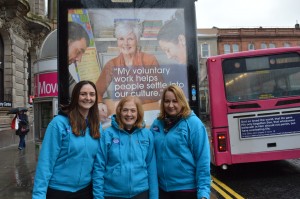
[115,22,141,41]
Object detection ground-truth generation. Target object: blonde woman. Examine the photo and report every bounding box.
[150,85,211,199]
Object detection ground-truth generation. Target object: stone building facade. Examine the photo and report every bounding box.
[0,0,56,148]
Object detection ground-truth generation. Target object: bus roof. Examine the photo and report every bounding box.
[208,47,300,60]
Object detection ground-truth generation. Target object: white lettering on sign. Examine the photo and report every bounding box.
[39,81,58,94]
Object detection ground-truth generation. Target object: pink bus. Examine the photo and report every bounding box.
[206,47,300,169]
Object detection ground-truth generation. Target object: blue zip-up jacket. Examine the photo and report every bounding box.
[150,111,211,199]
[93,115,158,199]
[32,114,102,199]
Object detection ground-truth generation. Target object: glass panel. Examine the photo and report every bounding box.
[201,43,209,57]
[232,44,239,52]
[223,53,300,102]
[41,102,53,128]
[224,44,230,54]
[248,43,255,50]
[0,36,3,101]
[269,43,276,48]
[284,42,291,47]
[261,43,267,49]
[40,102,53,139]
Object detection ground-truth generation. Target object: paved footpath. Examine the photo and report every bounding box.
[0,140,37,199]
[0,140,218,199]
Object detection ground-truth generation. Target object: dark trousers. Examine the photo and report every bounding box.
[46,184,93,199]
[159,189,197,199]
[18,134,26,149]
[105,190,149,199]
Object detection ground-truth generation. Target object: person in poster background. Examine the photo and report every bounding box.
[157,10,186,65]
[95,21,164,122]
[68,22,90,94]
[156,10,189,98]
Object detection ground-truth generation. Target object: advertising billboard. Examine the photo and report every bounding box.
[58,0,199,125]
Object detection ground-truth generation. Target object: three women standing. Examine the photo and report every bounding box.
[32,81,209,199]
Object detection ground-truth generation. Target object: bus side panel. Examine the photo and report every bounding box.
[207,59,228,128]
[207,58,234,166]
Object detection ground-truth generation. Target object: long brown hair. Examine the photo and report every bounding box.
[115,96,144,130]
[158,84,191,120]
[61,80,100,138]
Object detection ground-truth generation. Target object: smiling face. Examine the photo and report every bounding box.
[159,34,186,64]
[78,84,96,117]
[120,100,138,130]
[68,38,88,65]
[117,32,138,56]
[163,91,183,117]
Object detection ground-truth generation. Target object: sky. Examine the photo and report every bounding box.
[195,0,300,28]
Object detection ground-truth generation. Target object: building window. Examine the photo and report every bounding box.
[269,43,276,48]
[284,42,291,47]
[261,43,267,49]
[248,43,255,51]
[201,43,209,58]
[232,44,239,52]
[224,44,231,54]
[0,36,3,101]
[45,0,48,16]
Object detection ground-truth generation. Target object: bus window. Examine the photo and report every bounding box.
[223,52,300,102]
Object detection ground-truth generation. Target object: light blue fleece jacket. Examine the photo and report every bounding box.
[32,114,102,199]
[93,115,158,199]
[150,111,211,199]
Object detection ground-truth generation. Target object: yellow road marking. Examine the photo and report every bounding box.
[211,181,233,199]
[212,176,245,199]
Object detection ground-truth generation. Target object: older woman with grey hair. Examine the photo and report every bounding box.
[95,21,163,122]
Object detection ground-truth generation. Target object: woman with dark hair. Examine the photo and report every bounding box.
[157,10,186,64]
[150,85,211,199]
[32,80,102,199]
[93,96,158,199]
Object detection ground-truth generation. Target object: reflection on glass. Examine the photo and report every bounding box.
[225,67,300,101]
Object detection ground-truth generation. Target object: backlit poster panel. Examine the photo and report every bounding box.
[67,8,188,126]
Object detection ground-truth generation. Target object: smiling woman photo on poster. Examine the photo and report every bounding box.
[95,21,164,122]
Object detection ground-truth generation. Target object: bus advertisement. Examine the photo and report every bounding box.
[58,0,200,127]
[206,47,300,169]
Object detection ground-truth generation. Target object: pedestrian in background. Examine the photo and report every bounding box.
[16,110,29,150]
[32,80,102,199]
[93,96,158,199]
[150,84,211,199]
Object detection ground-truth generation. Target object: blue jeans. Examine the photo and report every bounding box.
[18,134,26,149]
